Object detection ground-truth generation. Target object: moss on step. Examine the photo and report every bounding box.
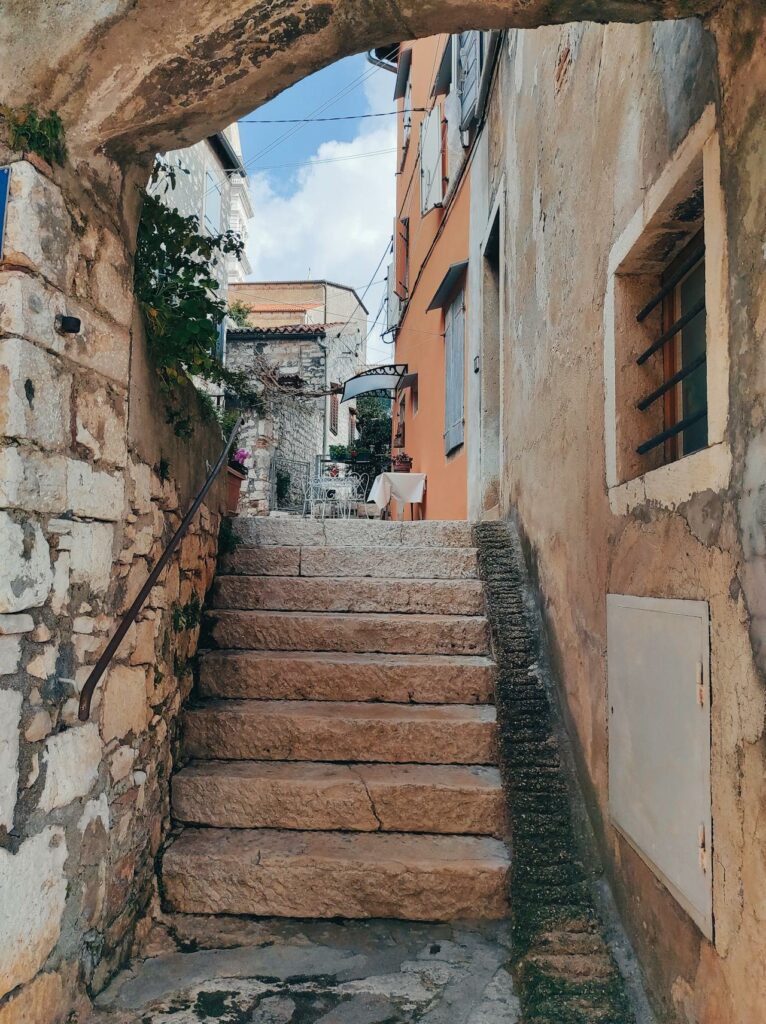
[475,520,635,1024]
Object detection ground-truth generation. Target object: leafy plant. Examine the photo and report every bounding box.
[134,160,263,432]
[172,593,202,632]
[356,394,392,456]
[218,517,240,555]
[228,299,252,327]
[0,105,66,165]
[328,444,349,461]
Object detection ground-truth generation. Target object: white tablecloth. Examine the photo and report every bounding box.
[368,472,426,513]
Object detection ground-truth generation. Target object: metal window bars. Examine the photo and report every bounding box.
[634,245,707,456]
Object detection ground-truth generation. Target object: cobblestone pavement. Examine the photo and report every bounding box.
[90,915,520,1024]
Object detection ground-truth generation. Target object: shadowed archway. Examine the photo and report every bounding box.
[3,0,719,160]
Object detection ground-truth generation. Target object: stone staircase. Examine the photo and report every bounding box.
[160,518,510,922]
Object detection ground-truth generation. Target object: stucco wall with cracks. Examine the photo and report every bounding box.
[467,11,766,1023]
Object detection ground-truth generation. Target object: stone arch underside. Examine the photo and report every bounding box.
[3,0,719,160]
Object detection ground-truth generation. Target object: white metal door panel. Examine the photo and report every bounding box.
[607,594,712,938]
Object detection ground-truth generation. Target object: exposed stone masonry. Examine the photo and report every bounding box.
[0,150,226,1020]
[475,520,634,1024]
[160,517,511,924]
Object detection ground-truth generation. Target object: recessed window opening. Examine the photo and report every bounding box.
[635,228,707,463]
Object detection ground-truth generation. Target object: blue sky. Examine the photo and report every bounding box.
[238,54,398,363]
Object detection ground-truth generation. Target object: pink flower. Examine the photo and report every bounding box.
[233,447,250,465]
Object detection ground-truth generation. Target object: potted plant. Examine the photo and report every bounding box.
[226,446,250,513]
[392,451,413,472]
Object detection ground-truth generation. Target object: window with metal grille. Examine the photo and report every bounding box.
[444,288,465,455]
[635,231,707,462]
[330,385,339,436]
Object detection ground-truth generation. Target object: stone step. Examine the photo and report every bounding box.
[198,650,496,704]
[172,761,507,836]
[232,517,474,550]
[205,610,491,656]
[221,545,479,579]
[183,700,498,765]
[211,576,485,615]
[161,827,510,920]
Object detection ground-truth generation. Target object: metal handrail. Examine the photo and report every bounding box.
[78,414,244,721]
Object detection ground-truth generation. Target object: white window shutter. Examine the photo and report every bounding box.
[420,106,443,216]
[444,289,465,454]
[386,260,400,331]
[457,31,480,130]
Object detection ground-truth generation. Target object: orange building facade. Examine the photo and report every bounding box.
[385,37,469,520]
[386,36,474,521]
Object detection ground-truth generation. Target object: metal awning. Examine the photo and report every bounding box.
[393,48,413,100]
[427,260,468,311]
[397,372,418,393]
[341,365,407,403]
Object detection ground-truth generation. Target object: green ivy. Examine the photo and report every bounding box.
[134,160,263,433]
[0,105,66,165]
[228,298,252,327]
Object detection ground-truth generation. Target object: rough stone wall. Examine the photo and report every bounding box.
[465,13,766,1023]
[0,153,225,1020]
[227,325,364,513]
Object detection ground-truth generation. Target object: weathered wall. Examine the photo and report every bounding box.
[0,152,226,1021]
[468,12,766,1022]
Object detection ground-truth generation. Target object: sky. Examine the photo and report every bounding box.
[237,54,398,365]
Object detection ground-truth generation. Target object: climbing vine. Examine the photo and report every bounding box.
[0,105,66,165]
[134,160,262,431]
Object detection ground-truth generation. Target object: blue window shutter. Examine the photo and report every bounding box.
[457,32,481,130]
[444,289,465,454]
[0,168,10,258]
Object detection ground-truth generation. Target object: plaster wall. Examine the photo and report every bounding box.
[475,14,766,1022]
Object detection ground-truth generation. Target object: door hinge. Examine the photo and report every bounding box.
[695,661,705,707]
[698,823,708,873]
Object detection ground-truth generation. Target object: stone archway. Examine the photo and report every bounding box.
[5,0,719,162]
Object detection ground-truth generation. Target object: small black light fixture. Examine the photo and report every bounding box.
[55,314,81,335]
[473,355,480,374]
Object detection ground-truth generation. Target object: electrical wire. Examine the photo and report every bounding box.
[250,147,395,173]
[200,62,385,200]
[241,109,427,124]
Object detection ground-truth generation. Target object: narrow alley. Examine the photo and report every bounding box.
[2,3,766,1024]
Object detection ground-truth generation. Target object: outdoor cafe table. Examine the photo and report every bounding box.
[368,472,426,520]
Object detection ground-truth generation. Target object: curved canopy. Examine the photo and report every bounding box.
[341,365,407,403]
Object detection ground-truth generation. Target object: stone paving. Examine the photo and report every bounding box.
[90,915,520,1024]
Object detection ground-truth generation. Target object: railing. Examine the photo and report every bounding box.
[78,414,243,721]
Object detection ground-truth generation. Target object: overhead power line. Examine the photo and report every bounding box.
[250,147,396,173]
[241,109,425,124]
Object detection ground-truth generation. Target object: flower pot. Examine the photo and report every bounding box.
[226,465,246,513]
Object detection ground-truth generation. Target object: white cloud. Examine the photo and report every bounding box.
[245,67,398,364]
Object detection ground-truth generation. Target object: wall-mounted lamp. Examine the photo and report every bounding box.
[55,314,81,335]
[473,356,480,374]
